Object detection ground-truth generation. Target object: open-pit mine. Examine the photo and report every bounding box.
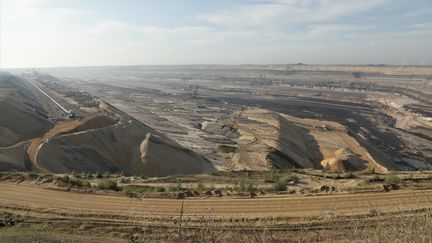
[1,65,432,242]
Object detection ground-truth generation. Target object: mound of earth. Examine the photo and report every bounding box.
[210,108,384,172]
[0,73,52,147]
[321,148,368,172]
[0,73,213,176]
[28,103,213,175]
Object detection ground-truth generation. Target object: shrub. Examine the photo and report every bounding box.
[273,179,288,192]
[197,182,206,191]
[209,184,216,191]
[79,179,91,188]
[156,186,166,193]
[168,183,183,192]
[286,174,299,183]
[342,171,354,179]
[264,170,280,183]
[95,171,103,178]
[333,173,342,180]
[234,179,255,193]
[384,172,402,185]
[58,175,70,183]
[70,170,79,178]
[125,189,138,198]
[85,173,93,179]
[97,179,121,191]
[362,167,375,175]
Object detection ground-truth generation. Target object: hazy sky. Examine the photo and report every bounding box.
[1,0,432,68]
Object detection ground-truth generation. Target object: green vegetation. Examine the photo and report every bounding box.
[234,179,255,192]
[362,167,375,175]
[342,171,354,179]
[384,172,402,185]
[124,185,165,194]
[56,175,91,188]
[167,183,183,192]
[273,179,288,192]
[95,171,103,178]
[97,179,121,191]
[286,173,299,182]
[264,170,280,183]
[197,182,206,191]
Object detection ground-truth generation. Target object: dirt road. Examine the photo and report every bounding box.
[1,183,432,218]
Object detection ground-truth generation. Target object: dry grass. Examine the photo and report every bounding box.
[125,206,432,243]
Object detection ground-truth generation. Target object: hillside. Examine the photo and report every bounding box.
[0,73,53,147]
[208,108,385,172]
[0,73,213,175]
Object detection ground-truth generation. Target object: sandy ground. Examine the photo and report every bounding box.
[1,183,432,218]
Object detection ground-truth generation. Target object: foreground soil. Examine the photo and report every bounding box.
[1,182,432,217]
[1,181,432,242]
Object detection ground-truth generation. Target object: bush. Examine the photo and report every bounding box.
[156,186,166,192]
[168,183,183,192]
[97,179,121,191]
[384,172,402,185]
[273,179,288,192]
[264,170,280,183]
[234,179,255,193]
[362,167,375,175]
[58,175,70,183]
[56,175,90,188]
[342,171,354,179]
[286,174,299,183]
[95,171,103,178]
[125,189,138,198]
[333,173,342,180]
[197,182,206,191]
[79,179,91,188]
[70,170,79,178]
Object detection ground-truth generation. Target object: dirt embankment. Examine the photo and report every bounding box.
[23,104,213,175]
[27,114,118,172]
[205,108,384,172]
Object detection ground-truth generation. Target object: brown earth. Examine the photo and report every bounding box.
[1,183,431,218]
[216,108,383,172]
[0,74,213,176]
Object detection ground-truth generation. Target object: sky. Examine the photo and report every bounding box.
[1,0,432,68]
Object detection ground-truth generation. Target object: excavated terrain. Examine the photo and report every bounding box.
[40,65,431,172]
[0,73,213,176]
